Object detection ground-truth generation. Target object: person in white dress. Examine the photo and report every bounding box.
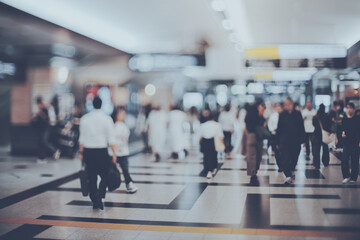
[147,106,168,162]
[168,105,188,159]
[218,104,235,158]
[267,103,283,171]
[110,108,138,193]
[302,101,317,160]
[233,106,247,156]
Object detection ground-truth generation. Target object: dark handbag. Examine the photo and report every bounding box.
[79,163,89,197]
[255,125,271,140]
[107,162,121,192]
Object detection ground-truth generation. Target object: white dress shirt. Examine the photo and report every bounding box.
[79,109,115,148]
[268,111,279,134]
[302,109,317,133]
[218,111,235,132]
[109,122,130,157]
[200,121,224,139]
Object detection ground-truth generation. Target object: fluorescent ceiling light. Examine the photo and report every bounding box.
[278,45,347,59]
[211,0,226,12]
[222,19,233,31]
[272,70,316,81]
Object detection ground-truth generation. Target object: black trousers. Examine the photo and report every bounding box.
[117,156,133,184]
[336,127,344,148]
[305,133,314,156]
[312,138,330,168]
[84,148,111,203]
[270,134,282,169]
[223,131,232,153]
[38,126,57,159]
[280,144,301,178]
[201,138,218,172]
[341,144,360,181]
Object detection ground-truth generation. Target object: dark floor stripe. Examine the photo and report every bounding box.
[304,169,325,179]
[130,166,172,169]
[221,168,278,172]
[37,215,240,228]
[0,224,50,240]
[270,194,340,199]
[323,208,360,215]
[133,180,188,185]
[131,172,200,177]
[270,224,360,232]
[269,183,360,189]
[240,194,270,228]
[167,182,208,210]
[0,173,79,209]
[67,200,169,209]
[53,187,128,194]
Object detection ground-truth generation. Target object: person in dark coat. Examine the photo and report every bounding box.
[341,102,360,184]
[244,104,263,185]
[312,104,332,169]
[276,98,306,184]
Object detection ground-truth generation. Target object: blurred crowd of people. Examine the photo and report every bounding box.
[33,94,360,209]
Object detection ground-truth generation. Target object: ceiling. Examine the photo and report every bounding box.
[228,0,360,48]
[1,0,359,55]
[0,0,231,54]
[1,0,359,81]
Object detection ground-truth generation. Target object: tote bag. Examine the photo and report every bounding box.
[214,136,225,152]
[319,120,335,144]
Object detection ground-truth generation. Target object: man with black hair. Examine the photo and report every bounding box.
[341,102,360,184]
[79,96,116,209]
[276,98,306,184]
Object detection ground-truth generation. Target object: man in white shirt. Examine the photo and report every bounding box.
[301,101,317,160]
[79,97,116,210]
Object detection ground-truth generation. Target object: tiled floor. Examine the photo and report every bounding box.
[0,143,360,239]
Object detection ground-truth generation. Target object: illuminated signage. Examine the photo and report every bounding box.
[0,61,16,78]
[128,54,205,72]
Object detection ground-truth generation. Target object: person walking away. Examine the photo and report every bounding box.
[111,108,138,193]
[147,106,168,162]
[302,100,317,160]
[200,113,224,179]
[79,97,117,209]
[135,105,152,153]
[276,98,306,184]
[341,102,360,184]
[312,104,332,169]
[244,104,262,185]
[168,105,188,159]
[33,96,60,163]
[268,103,283,172]
[218,104,235,159]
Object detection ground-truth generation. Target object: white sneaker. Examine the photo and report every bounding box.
[342,178,351,184]
[212,169,217,176]
[126,182,138,193]
[36,159,48,164]
[349,180,356,184]
[206,172,212,179]
[54,150,61,160]
[284,177,293,184]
